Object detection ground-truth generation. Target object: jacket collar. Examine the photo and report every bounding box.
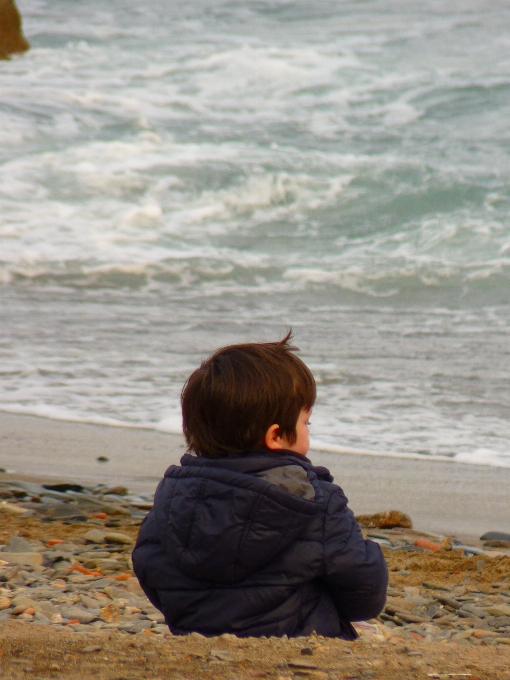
[179,447,334,483]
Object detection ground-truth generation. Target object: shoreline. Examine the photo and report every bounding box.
[1,411,509,541]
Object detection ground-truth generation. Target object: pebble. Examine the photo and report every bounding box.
[0,476,509,649]
[0,477,160,636]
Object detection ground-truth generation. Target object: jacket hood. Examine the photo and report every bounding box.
[152,449,334,585]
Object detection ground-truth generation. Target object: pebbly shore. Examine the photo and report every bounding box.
[0,476,509,652]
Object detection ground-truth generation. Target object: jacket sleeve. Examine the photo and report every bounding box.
[320,485,388,622]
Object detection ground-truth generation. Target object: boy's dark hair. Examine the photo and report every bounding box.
[181,331,316,458]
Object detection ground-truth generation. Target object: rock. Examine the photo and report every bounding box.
[437,595,460,610]
[97,456,109,462]
[8,536,36,552]
[86,558,123,572]
[82,529,107,544]
[480,531,510,541]
[102,505,131,516]
[414,538,441,551]
[100,603,120,622]
[385,597,417,614]
[12,595,37,610]
[33,611,51,624]
[103,486,129,496]
[44,503,88,520]
[489,616,510,628]
[33,600,59,618]
[80,645,102,653]
[486,605,510,617]
[355,510,412,529]
[459,604,487,619]
[0,0,30,59]
[118,620,148,634]
[60,606,97,624]
[0,595,11,610]
[0,487,27,499]
[42,483,85,493]
[103,532,134,545]
[0,501,31,516]
[0,552,44,568]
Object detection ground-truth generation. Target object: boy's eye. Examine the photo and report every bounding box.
[305,421,311,426]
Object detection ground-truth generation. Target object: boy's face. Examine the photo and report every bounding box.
[281,408,311,456]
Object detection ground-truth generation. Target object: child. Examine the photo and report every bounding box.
[132,333,388,639]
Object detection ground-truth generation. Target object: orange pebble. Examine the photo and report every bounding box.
[409,631,424,640]
[142,629,156,635]
[24,608,35,616]
[95,512,107,519]
[414,537,441,552]
[66,619,80,625]
[114,574,133,581]
[47,539,64,546]
[69,565,102,577]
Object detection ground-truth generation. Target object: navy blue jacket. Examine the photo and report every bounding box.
[132,449,387,639]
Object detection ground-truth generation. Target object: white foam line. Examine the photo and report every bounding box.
[0,405,183,435]
[310,439,454,463]
[310,440,510,468]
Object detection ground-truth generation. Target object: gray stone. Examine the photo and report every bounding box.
[60,606,97,624]
[78,551,111,559]
[103,486,129,496]
[25,586,60,600]
[480,531,510,542]
[8,537,36,552]
[459,604,487,618]
[33,611,51,624]
[82,529,107,544]
[1,552,44,568]
[12,595,37,609]
[103,532,134,545]
[486,605,510,617]
[92,558,124,572]
[44,503,85,518]
[118,620,149,634]
[42,483,85,493]
[33,600,58,618]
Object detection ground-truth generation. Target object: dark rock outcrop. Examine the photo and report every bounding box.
[0,0,30,59]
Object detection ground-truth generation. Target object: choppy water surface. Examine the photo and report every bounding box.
[1,0,509,466]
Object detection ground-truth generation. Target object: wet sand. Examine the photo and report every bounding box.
[1,411,509,540]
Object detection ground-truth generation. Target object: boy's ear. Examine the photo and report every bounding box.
[264,424,284,450]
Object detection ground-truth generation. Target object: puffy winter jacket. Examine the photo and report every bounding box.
[132,449,388,639]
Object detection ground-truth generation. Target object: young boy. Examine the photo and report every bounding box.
[132,334,388,639]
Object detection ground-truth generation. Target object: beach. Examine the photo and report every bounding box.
[2,412,509,540]
[1,412,510,678]
[2,0,510,675]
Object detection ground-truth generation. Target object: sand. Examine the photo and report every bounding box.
[1,411,509,540]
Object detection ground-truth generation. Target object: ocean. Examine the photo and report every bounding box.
[1,0,509,467]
